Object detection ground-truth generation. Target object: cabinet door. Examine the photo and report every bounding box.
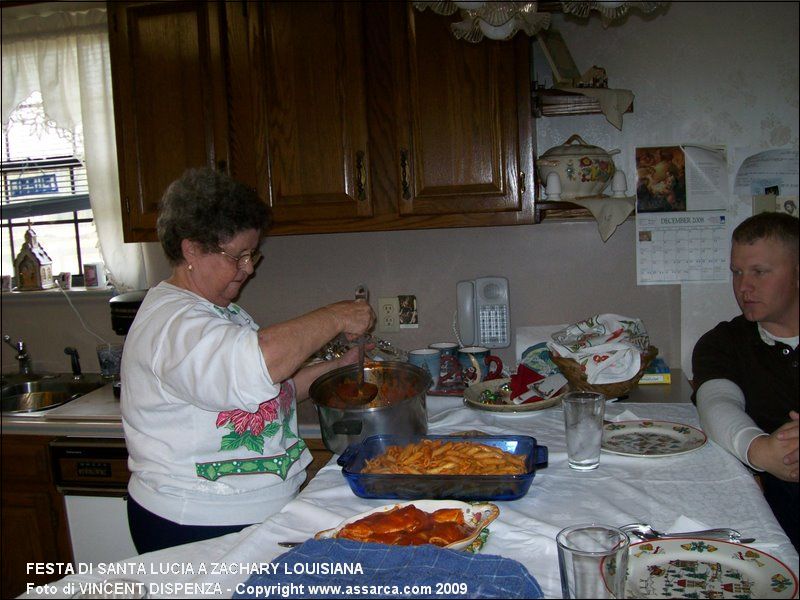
[1,436,72,598]
[109,1,229,243]
[394,5,535,220]
[255,2,372,225]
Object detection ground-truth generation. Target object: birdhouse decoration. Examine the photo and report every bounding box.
[13,225,54,290]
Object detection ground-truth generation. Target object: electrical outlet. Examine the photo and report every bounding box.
[377,296,400,333]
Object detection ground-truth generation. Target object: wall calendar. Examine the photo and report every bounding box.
[636,210,729,285]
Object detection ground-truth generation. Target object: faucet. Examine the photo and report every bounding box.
[64,347,83,380]
[3,335,32,375]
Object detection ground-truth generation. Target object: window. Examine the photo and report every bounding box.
[1,91,102,282]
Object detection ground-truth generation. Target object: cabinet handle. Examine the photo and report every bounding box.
[356,151,366,202]
[400,149,411,200]
[519,171,526,194]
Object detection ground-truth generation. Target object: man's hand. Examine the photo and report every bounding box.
[748,412,800,482]
[775,410,799,480]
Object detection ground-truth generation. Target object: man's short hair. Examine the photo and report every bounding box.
[732,212,798,258]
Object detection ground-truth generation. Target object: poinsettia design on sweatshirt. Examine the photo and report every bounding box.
[215,380,297,454]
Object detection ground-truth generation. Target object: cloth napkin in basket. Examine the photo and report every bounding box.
[233,538,543,599]
[547,314,650,385]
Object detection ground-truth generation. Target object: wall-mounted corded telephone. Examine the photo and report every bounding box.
[455,277,510,348]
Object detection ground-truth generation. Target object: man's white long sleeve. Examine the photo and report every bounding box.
[696,378,767,470]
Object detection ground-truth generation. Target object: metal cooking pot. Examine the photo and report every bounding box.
[309,361,431,454]
[536,134,620,199]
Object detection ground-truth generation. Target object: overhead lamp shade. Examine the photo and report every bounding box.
[454,1,487,9]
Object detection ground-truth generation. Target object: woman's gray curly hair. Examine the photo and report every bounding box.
[157,167,272,266]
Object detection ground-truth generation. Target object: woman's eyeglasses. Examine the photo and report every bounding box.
[217,249,262,269]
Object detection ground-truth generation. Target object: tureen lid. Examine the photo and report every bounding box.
[541,134,615,158]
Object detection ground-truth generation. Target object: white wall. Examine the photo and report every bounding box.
[3,2,797,382]
[536,1,799,376]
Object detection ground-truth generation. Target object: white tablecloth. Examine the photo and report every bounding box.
[22,398,799,599]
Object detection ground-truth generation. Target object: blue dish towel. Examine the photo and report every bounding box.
[233,539,543,599]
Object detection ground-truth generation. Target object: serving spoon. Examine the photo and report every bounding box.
[334,285,378,405]
[620,523,754,544]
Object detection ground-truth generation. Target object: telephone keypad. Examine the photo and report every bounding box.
[479,304,509,347]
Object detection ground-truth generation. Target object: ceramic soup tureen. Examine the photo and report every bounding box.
[536,134,619,199]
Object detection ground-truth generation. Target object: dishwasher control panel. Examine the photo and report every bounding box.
[50,438,131,495]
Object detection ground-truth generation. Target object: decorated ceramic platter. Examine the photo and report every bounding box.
[463,378,563,416]
[315,499,499,552]
[626,538,798,599]
[602,420,707,457]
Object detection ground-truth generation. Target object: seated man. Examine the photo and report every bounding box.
[693,212,798,550]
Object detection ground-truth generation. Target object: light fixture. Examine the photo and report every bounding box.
[413,2,551,42]
[560,1,668,28]
[413,1,669,42]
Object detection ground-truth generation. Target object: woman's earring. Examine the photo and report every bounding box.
[187,264,193,271]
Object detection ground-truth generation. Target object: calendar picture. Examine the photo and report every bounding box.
[635,146,687,213]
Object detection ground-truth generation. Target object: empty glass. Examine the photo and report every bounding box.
[557,523,629,599]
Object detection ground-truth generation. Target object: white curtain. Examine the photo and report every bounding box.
[1,6,146,291]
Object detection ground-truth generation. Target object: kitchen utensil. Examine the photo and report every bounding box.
[337,434,548,500]
[309,361,431,454]
[536,134,620,199]
[334,285,378,405]
[620,523,753,544]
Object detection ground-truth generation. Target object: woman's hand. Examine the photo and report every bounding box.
[326,299,375,338]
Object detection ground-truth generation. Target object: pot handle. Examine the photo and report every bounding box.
[608,148,621,156]
[535,445,549,469]
[332,419,363,435]
[563,134,589,146]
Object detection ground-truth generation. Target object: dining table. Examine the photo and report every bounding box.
[21,386,800,599]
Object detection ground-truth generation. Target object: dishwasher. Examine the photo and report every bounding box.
[50,438,137,566]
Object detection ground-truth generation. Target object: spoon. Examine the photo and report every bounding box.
[620,523,754,544]
[334,286,378,405]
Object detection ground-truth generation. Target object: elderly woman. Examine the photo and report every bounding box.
[121,167,374,553]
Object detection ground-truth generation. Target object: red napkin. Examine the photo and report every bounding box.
[509,364,545,402]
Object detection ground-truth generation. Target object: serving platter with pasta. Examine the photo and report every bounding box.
[314,500,500,550]
[337,434,548,501]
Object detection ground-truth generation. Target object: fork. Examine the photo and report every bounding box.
[620,523,754,544]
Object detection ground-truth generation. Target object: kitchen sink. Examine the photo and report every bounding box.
[1,373,106,414]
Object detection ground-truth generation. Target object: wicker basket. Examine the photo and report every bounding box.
[551,346,659,398]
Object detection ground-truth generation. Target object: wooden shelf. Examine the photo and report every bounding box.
[531,87,633,118]
[534,199,593,223]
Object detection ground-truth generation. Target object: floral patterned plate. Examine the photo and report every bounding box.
[602,420,707,457]
[626,538,798,598]
[463,378,564,416]
[315,499,499,551]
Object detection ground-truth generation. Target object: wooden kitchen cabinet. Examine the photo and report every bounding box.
[110,1,538,239]
[301,438,333,492]
[1,435,73,598]
[260,2,537,234]
[109,1,230,243]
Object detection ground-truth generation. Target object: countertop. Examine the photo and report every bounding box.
[1,370,692,438]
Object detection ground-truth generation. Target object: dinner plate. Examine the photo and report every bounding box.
[314,499,499,551]
[463,378,563,415]
[602,419,707,457]
[626,538,798,598]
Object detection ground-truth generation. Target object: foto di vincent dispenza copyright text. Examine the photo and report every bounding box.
[25,562,470,597]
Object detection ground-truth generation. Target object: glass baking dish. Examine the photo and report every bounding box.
[337,434,548,501]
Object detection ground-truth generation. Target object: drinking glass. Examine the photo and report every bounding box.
[562,391,606,470]
[557,523,629,599]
